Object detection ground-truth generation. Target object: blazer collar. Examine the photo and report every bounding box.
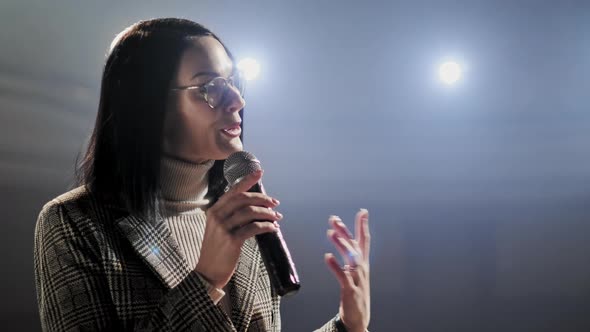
[115,213,261,331]
[115,213,192,289]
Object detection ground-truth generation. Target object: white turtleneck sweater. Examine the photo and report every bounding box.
[159,156,231,315]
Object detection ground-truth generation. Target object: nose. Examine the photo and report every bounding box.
[220,85,246,113]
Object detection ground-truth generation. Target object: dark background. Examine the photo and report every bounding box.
[2,1,590,331]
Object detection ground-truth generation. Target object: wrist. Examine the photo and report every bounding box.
[194,270,221,289]
[334,314,367,332]
[334,313,348,332]
[194,263,225,289]
[193,271,226,305]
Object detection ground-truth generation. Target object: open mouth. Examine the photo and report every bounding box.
[221,123,241,138]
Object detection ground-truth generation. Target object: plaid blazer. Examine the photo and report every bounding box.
[34,186,341,331]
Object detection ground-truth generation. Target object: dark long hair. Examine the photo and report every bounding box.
[76,18,242,219]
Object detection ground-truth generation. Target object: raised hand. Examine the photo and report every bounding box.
[324,209,371,332]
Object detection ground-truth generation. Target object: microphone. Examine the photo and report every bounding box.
[224,151,300,297]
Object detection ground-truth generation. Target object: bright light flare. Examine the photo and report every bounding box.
[438,61,462,85]
[237,58,261,81]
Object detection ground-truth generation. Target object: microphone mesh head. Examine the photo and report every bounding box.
[223,151,262,188]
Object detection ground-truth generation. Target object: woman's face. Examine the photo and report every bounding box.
[162,36,245,163]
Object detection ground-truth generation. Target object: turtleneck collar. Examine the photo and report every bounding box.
[159,156,215,215]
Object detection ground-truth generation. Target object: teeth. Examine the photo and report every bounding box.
[223,127,240,134]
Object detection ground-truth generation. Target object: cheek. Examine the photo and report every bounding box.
[164,97,215,149]
[163,103,184,146]
[181,105,219,149]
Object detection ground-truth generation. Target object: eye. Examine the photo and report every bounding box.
[203,78,228,107]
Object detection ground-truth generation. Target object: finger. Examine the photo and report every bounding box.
[324,253,353,289]
[218,192,279,220]
[329,216,361,254]
[328,229,359,267]
[357,209,370,261]
[225,205,283,230]
[361,209,370,261]
[343,264,362,285]
[226,169,263,195]
[209,170,265,215]
[329,216,353,239]
[233,221,279,242]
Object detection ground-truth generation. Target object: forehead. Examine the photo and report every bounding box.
[177,36,233,80]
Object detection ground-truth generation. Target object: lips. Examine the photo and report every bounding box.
[221,122,242,138]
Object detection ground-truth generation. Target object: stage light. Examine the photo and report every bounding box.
[438,61,462,85]
[237,58,261,81]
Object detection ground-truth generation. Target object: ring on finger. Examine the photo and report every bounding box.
[342,264,358,272]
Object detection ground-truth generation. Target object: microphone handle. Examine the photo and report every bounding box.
[249,182,300,297]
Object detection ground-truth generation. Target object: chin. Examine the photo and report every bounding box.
[217,141,243,160]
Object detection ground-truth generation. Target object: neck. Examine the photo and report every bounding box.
[159,155,215,215]
[161,152,211,165]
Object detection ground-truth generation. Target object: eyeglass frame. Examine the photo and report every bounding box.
[169,73,245,109]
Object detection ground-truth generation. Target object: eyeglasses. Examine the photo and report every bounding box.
[170,74,245,109]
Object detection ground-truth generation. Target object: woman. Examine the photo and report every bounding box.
[34,18,371,331]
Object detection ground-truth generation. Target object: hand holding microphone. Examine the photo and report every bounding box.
[195,169,283,289]
[196,151,300,296]
[223,151,301,296]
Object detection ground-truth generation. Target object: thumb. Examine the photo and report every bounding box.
[228,169,263,194]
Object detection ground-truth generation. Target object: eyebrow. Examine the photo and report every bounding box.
[190,64,237,81]
[191,71,220,81]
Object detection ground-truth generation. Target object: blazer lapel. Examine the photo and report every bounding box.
[229,237,261,332]
[115,214,192,289]
[116,213,262,331]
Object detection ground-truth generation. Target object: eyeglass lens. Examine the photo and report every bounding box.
[205,76,244,108]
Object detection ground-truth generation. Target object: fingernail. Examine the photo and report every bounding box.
[272,198,280,205]
[359,208,369,220]
[275,211,283,219]
[273,221,281,228]
[328,216,335,225]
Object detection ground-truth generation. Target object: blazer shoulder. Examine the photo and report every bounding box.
[41,185,90,212]
[36,186,125,260]
[38,186,88,222]
[37,185,124,233]
[53,185,89,203]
